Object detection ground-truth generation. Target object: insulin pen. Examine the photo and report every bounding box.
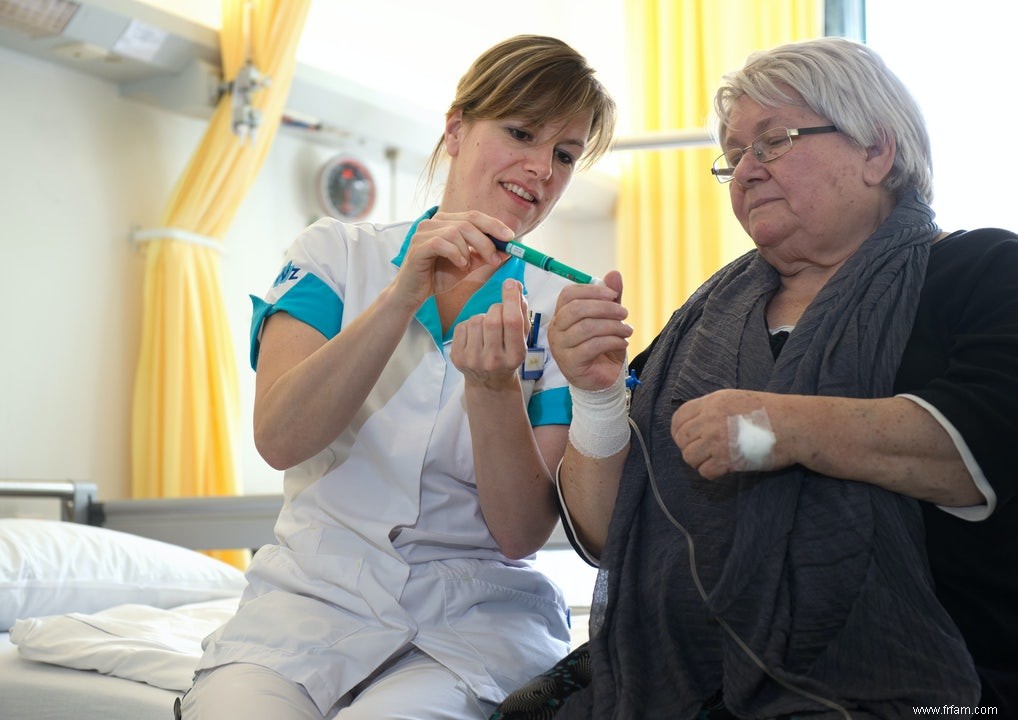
[488,236,599,285]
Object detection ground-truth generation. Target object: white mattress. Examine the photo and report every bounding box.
[0,632,180,720]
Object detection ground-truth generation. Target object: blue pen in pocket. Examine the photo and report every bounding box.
[521,311,546,380]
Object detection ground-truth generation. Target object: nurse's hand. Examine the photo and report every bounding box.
[450,279,529,391]
[392,210,514,312]
[548,270,630,392]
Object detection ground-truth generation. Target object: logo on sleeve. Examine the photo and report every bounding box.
[273,261,301,287]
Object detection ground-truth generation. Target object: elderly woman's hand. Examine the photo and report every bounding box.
[547,270,631,391]
[671,389,793,479]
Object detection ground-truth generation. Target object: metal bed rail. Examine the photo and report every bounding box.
[1,479,571,551]
[96,494,282,550]
[0,479,99,524]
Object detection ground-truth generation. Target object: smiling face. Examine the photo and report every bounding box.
[722,94,896,276]
[441,110,593,238]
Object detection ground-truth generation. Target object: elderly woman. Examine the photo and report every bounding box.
[541,37,1017,718]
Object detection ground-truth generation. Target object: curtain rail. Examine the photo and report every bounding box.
[612,128,713,152]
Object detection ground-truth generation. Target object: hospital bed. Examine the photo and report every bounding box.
[0,479,583,720]
[0,479,280,720]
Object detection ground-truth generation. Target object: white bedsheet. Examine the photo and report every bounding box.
[6,595,588,718]
[9,597,238,692]
[1,631,180,720]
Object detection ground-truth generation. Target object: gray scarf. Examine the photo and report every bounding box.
[560,193,980,719]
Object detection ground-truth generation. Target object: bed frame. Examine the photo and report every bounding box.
[0,479,571,551]
[0,479,281,551]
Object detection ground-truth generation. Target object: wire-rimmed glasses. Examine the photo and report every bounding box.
[710,126,839,183]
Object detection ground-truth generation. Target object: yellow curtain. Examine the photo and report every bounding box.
[131,0,311,565]
[618,0,823,354]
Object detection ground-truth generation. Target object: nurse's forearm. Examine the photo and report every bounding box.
[253,285,417,470]
[464,381,562,559]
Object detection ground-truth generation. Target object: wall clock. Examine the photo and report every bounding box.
[317,156,376,220]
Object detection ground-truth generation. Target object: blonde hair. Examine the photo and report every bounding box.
[425,35,616,185]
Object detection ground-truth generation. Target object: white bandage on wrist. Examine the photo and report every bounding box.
[727,409,776,471]
[568,368,631,458]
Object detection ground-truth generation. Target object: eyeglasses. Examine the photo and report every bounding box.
[710,125,839,183]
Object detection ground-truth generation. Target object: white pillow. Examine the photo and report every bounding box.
[11,597,240,691]
[0,518,247,629]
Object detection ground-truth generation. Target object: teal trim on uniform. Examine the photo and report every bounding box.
[444,257,528,342]
[249,273,344,370]
[416,296,444,349]
[249,296,272,369]
[391,206,439,268]
[393,207,445,348]
[503,256,527,287]
[459,257,527,315]
[527,386,572,427]
[393,207,533,348]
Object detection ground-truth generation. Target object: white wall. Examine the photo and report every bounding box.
[2,46,154,499]
[0,43,616,500]
[139,0,630,126]
[866,1,1018,232]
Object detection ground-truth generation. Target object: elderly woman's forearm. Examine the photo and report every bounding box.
[781,395,982,506]
[557,444,628,559]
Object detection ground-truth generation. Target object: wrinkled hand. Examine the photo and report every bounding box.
[450,279,530,391]
[547,270,630,391]
[671,389,788,479]
[393,210,514,311]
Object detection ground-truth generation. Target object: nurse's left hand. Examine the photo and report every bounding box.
[450,279,529,391]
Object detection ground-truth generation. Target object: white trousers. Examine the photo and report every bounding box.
[179,648,496,720]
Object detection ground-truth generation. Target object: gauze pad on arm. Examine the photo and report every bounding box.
[727,408,776,471]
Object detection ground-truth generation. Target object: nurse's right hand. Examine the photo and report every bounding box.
[392,211,514,311]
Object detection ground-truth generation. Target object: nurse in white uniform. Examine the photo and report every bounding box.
[180,35,617,720]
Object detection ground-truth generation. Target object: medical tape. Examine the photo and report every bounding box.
[727,408,776,471]
[568,367,630,458]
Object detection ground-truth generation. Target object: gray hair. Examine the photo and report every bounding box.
[712,37,933,203]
